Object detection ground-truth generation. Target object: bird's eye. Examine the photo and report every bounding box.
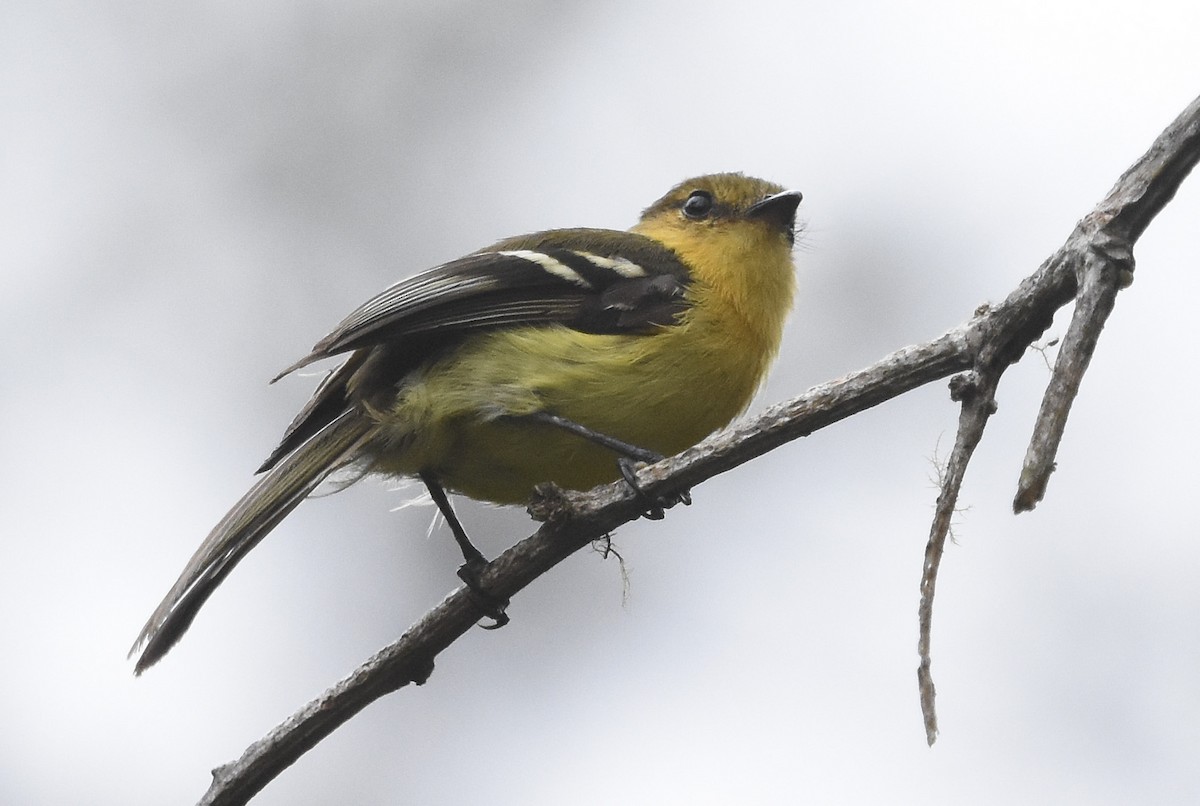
[682,190,714,220]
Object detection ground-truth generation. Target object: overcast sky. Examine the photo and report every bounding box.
[4,1,1200,804]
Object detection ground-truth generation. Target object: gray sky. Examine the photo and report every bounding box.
[4,1,1200,803]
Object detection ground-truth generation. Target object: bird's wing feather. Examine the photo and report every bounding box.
[275,229,692,378]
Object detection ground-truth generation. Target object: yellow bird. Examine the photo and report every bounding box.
[132,172,801,673]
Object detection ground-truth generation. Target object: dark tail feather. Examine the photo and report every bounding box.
[130,410,374,674]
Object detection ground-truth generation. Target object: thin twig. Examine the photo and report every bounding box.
[1013,240,1125,512]
[918,367,1001,746]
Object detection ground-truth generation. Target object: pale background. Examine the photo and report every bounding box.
[4,1,1200,804]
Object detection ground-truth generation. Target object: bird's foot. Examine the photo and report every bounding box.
[617,457,692,520]
[457,558,510,630]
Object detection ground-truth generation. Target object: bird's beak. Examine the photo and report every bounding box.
[748,189,802,243]
[747,189,803,223]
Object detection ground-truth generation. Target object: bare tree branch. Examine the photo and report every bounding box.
[1015,94,1200,510]
[918,366,1001,746]
[198,94,1200,805]
[1013,243,1123,513]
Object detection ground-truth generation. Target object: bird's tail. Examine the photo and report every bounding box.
[130,410,374,674]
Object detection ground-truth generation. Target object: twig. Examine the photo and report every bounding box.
[1013,241,1124,512]
[918,367,1001,746]
[197,94,1200,805]
[1015,93,1200,510]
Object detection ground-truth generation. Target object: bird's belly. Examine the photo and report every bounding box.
[371,323,767,504]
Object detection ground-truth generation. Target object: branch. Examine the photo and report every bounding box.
[200,331,977,806]
[918,366,1001,746]
[1012,89,1200,508]
[198,94,1200,805]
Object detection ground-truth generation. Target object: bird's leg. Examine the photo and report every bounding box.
[419,471,509,629]
[519,411,692,519]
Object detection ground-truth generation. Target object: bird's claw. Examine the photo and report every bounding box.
[457,559,510,629]
[617,457,691,520]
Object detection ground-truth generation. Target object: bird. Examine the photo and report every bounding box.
[131,172,802,673]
